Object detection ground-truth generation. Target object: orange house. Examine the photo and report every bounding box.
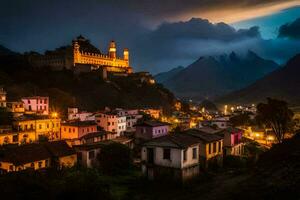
[60,121,97,140]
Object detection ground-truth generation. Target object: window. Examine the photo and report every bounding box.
[183,150,187,161]
[208,144,212,154]
[192,148,197,159]
[213,142,217,153]
[38,161,42,168]
[163,148,171,160]
[73,128,75,133]
[88,151,95,159]
[69,128,71,133]
[9,165,13,171]
[108,122,111,126]
[12,135,18,142]
[64,127,66,132]
[218,141,222,152]
[47,124,49,128]
[39,124,42,129]
[30,163,34,168]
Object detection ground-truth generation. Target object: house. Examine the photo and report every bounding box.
[13,115,61,141]
[95,110,127,136]
[43,140,77,169]
[135,121,170,140]
[6,101,25,116]
[111,135,134,149]
[79,131,117,144]
[141,133,201,181]
[0,143,51,173]
[67,108,95,121]
[0,141,76,173]
[74,141,115,168]
[0,88,7,108]
[141,129,224,180]
[0,131,36,145]
[182,129,224,169]
[60,121,98,140]
[21,96,49,115]
[219,127,244,156]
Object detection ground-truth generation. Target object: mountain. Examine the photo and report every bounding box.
[217,53,300,105]
[157,51,279,100]
[0,45,18,56]
[154,66,184,83]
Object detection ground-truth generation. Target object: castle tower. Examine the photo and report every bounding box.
[73,41,81,66]
[109,40,117,59]
[123,48,129,62]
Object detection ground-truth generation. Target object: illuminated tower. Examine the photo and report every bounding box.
[73,41,81,66]
[123,48,129,62]
[109,40,116,59]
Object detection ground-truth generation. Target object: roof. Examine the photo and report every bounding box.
[14,114,54,121]
[143,133,201,149]
[79,131,115,140]
[74,140,116,151]
[62,120,97,127]
[43,140,76,157]
[0,143,51,165]
[135,121,171,127]
[183,129,224,143]
[111,136,133,144]
[197,127,222,134]
[0,141,75,165]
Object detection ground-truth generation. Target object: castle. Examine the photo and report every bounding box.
[28,35,133,74]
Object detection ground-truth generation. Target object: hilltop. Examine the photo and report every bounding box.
[0,46,176,116]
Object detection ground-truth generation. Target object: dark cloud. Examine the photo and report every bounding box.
[278,17,300,39]
[131,18,261,72]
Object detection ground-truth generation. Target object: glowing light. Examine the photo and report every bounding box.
[51,112,58,118]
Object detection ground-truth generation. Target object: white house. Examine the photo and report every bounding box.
[141,133,201,181]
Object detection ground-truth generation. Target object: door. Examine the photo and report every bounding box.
[147,148,154,164]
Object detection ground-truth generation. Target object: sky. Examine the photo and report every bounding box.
[1,0,300,73]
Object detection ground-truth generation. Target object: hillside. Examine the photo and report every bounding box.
[156,51,279,100]
[0,48,176,116]
[154,66,184,83]
[218,54,300,105]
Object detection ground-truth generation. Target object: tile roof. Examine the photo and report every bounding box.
[183,129,224,143]
[135,120,171,127]
[62,120,97,127]
[143,133,201,149]
[0,141,76,165]
[43,140,76,157]
[79,131,115,140]
[0,143,51,165]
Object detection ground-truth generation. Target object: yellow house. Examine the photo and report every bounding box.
[0,131,36,145]
[0,141,77,173]
[183,129,224,168]
[0,143,51,173]
[13,115,61,141]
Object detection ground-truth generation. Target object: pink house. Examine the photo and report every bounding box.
[135,121,170,140]
[222,127,244,156]
[22,96,49,115]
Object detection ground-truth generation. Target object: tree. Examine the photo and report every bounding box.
[230,113,251,127]
[97,143,132,175]
[256,98,294,143]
